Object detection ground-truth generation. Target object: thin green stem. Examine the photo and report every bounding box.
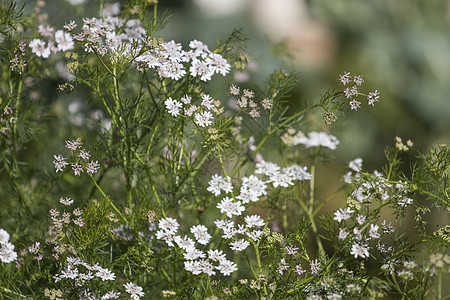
[231,104,320,177]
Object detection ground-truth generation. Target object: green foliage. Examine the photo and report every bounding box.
[0,1,448,299]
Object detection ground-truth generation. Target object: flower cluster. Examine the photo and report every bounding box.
[0,228,17,263]
[29,24,75,58]
[229,85,273,119]
[137,39,230,81]
[156,160,311,276]
[164,94,219,128]
[334,156,416,260]
[52,257,128,299]
[293,131,340,150]
[53,138,100,176]
[338,72,380,110]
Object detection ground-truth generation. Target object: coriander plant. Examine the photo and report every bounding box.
[0,1,448,299]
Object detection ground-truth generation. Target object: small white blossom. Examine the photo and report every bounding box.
[229,239,250,252]
[194,111,213,127]
[333,208,354,222]
[124,283,144,300]
[217,197,245,218]
[164,97,183,117]
[216,259,237,276]
[350,243,369,259]
[190,225,211,245]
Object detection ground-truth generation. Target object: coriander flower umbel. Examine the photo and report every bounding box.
[350,243,370,259]
[367,90,380,106]
[124,283,144,300]
[244,215,265,228]
[0,229,10,244]
[293,131,339,150]
[229,239,250,252]
[86,161,100,175]
[53,155,68,172]
[184,260,202,275]
[333,207,354,222]
[190,225,211,245]
[95,267,116,281]
[208,249,227,262]
[164,97,183,117]
[216,259,238,276]
[158,217,179,234]
[207,174,233,196]
[194,111,213,127]
[217,197,245,218]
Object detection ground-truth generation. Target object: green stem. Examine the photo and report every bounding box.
[307,163,324,254]
[231,104,320,177]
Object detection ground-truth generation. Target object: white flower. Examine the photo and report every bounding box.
[201,94,214,110]
[207,174,233,196]
[242,175,267,196]
[208,249,226,262]
[161,40,183,62]
[174,235,195,250]
[124,282,144,300]
[29,39,51,58]
[216,259,237,276]
[189,58,214,81]
[158,217,179,234]
[217,197,245,218]
[293,131,339,150]
[367,90,380,106]
[184,260,202,275]
[59,197,74,205]
[350,243,369,259]
[194,111,213,127]
[244,215,265,228]
[284,165,312,181]
[229,239,250,252]
[53,155,68,172]
[310,259,321,275]
[255,161,280,176]
[0,229,11,244]
[368,224,380,239]
[349,99,361,110]
[160,61,186,81]
[55,30,74,51]
[164,97,183,117]
[183,247,206,260]
[0,242,17,263]
[277,258,289,274]
[190,225,211,245]
[236,187,259,204]
[208,53,230,76]
[86,161,100,174]
[356,214,366,225]
[269,172,294,188]
[348,158,363,172]
[338,228,348,240]
[199,259,216,276]
[65,138,82,150]
[96,268,116,281]
[246,230,263,241]
[78,150,91,160]
[72,164,84,176]
[333,208,354,223]
[181,94,192,104]
[189,40,210,57]
[101,291,121,300]
[339,71,351,85]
